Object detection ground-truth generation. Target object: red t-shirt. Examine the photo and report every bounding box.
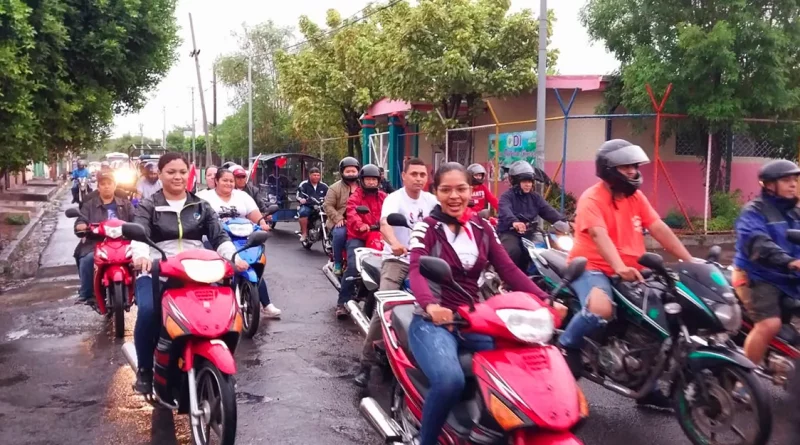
[568,183,660,275]
[471,183,499,210]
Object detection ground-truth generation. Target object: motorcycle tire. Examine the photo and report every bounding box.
[240,281,260,339]
[112,282,126,338]
[191,358,237,445]
[674,364,771,445]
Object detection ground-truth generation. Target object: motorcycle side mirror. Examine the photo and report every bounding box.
[638,252,666,274]
[788,229,800,245]
[65,208,81,218]
[419,256,454,285]
[356,205,370,215]
[265,204,280,215]
[552,220,571,234]
[478,209,490,219]
[244,230,270,248]
[386,213,411,229]
[563,257,587,282]
[707,245,722,262]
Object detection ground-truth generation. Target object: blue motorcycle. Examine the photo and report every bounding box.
[221,210,275,338]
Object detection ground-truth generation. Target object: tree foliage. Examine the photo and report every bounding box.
[216,21,299,159]
[0,0,179,175]
[378,0,557,139]
[582,0,800,191]
[276,8,386,159]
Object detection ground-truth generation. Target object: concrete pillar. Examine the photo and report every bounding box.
[360,114,375,166]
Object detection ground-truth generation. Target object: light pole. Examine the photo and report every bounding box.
[248,54,253,167]
[191,87,196,165]
[535,0,547,172]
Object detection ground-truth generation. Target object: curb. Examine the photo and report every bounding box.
[0,182,69,278]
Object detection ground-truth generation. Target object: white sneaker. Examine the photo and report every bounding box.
[299,235,307,242]
[262,304,282,318]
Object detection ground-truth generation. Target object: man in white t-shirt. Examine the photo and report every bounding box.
[136,162,163,200]
[354,158,437,387]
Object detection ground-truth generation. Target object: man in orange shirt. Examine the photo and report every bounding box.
[558,139,692,402]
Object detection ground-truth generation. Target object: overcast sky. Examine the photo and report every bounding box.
[112,0,618,138]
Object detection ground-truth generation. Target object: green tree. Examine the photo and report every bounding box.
[0,0,179,177]
[276,7,385,159]
[582,0,800,192]
[378,0,558,140]
[216,22,298,159]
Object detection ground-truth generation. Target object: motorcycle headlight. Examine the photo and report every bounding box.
[114,169,136,184]
[557,235,574,251]
[228,223,254,237]
[268,194,277,204]
[181,259,227,283]
[714,303,742,332]
[495,308,554,344]
[105,225,123,239]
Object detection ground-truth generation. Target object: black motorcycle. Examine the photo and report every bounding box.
[298,196,331,253]
[545,252,771,445]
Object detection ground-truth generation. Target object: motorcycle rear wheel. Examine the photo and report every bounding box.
[191,358,237,445]
[112,282,126,338]
[675,365,771,445]
[239,281,260,339]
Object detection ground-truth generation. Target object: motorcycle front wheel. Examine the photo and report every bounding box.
[674,365,771,445]
[239,281,260,339]
[112,282,126,338]
[191,358,237,445]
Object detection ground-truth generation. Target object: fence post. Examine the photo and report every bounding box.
[388,112,403,187]
[704,132,713,234]
[360,115,376,166]
[645,83,673,212]
[485,100,501,198]
[553,88,579,212]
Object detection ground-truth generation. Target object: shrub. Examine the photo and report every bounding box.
[663,209,686,229]
[545,181,577,217]
[705,190,742,231]
[5,215,29,225]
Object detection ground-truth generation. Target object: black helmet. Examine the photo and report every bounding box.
[339,157,360,182]
[467,163,487,185]
[596,139,650,197]
[359,164,381,193]
[508,161,535,187]
[758,160,800,183]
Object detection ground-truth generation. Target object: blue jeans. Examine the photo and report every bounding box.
[558,270,614,351]
[297,205,313,218]
[408,315,494,445]
[331,226,347,267]
[134,276,161,370]
[337,238,365,305]
[77,253,95,300]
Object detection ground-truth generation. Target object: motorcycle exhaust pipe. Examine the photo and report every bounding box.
[347,300,370,336]
[322,264,341,291]
[359,397,401,441]
[121,342,138,372]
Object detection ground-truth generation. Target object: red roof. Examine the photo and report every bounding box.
[366,75,609,117]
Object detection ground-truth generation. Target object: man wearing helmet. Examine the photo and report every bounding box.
[558,140,692,406]
[378,166,395,194]
[336,164,387,318]
[135,162,162,200]
[324,157,362,275]
[733,159,800,369]
[231,165,270,216]
[467,163,499,211]
[71,160,92,203]
[497,160,567,271]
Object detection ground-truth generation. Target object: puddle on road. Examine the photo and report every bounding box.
[0,372,29,387]
[5,329,29,341]
[237,391,272,404]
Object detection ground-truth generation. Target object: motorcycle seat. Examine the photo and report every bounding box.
[781,297,800,312]
[391,304,475,378]
[362,255,382,285]
[539,249,568,278]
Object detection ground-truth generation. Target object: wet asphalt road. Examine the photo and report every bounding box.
[0,195,797,444]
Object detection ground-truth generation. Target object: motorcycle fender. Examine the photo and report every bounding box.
[687,346,756,371]
[239,268,258,283]
[105,266,125,283]
[189,339,237,375]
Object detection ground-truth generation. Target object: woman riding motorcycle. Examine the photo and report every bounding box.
[407,162,551,445]
[130,152,249,394]
[197,168,281,318]
[466,163,498,211]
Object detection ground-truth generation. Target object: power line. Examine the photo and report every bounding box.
[282,0,403,52]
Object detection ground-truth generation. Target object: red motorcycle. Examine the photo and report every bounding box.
[66,208,135,338]
[119,222,269,445]
[322,205,384,291]
[359,255,589,445]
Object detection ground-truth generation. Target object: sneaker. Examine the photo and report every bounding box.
[333,263,343,276]
[133,369,153,395]
[299,235,307,242]
[74,297,88,305]
[561,347,584,380]
[261,304,282,318]
[335,304,349,320]
[354,365,372,388]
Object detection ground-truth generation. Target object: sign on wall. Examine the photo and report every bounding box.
[488,131,538,181]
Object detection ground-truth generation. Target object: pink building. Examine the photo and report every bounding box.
[366,75,770,216]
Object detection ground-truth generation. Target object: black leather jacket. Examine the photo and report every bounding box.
[73,195,134,258]
[132,190,230,250]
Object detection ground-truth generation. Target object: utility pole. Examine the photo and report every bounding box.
[212,70,217,131]
[248,54,253,167]
[189,13,211,165]
[162,106,167,149]
[139,122,144,145]
[191,87,196,165]
[535,0,548,173]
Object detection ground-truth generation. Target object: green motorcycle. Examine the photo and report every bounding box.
[551,252,772,445]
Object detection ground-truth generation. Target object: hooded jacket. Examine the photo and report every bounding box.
[345,187,386,240]
[497,187,565,234]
